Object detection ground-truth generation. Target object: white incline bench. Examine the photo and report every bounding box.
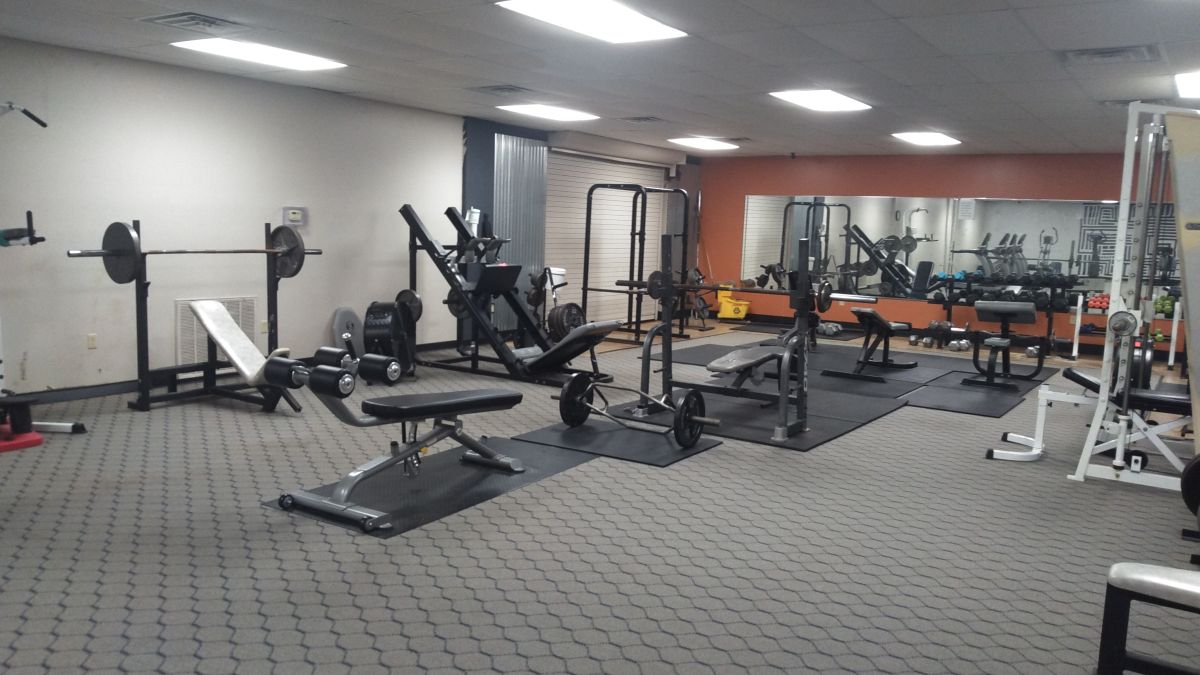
[1096,563,1200,675]
[188,300,301,412]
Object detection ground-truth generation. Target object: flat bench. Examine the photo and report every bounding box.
[1097,562,1200,675]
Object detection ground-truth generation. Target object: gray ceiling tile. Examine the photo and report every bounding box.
[955,51,1073,82]
[1016,1,1163,51]
[735,0,891,25]
[901,10,1043,56]
[871,0,1010,18]
[799,19,943,61]
[864,57,979,86]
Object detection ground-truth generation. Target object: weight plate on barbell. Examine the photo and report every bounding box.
[859,259,878,277]
[559,374,593,428]
[101,222,140,284]
[395,289,423,323]
[671,389,706,449]
[816,280,833,313]
[646,270,667,300]
[900,235,918,254]
[269,225,306,278]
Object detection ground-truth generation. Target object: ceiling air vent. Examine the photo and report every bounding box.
[1061,45,1160,66]
[620,116,665,123]
[468,84,536,96]
[141,12,249,36]
[727,137,751,142]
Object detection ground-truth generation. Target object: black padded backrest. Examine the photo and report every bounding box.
[523,320,621,372]
[974,300,1037,323]
[850,307,892,330]
[1064,367,1192,415]
[911,261,934,293]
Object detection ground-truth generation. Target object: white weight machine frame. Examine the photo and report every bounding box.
[992,103,1200,491]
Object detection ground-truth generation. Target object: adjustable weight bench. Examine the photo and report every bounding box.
[1096,563,1200,675]
[707,345,785,390]
[264,354,524,532]
[990,368,1193,484]
[821,307,914,383]
[189,300,301,412]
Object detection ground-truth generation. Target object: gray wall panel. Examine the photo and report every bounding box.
[492,133,548,330]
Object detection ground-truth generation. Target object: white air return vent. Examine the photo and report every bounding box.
[1061,45,1160,66]
[620,116,666,124]
[727,137,751,142]
[176,296,256,366]
[141,12,249,36]
[468,84,536,96]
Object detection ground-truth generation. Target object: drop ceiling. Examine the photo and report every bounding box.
[3,0,1199,155]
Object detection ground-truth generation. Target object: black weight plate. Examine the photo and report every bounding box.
[101,221,140,284]
[672,389,705,449]
[395,289,422,323]
[647,270,667,300]
[445,290,470,319]
[816,280,833,313]
[1182,455,1200,515]
[270,225,306,278]
[859,259,878,276]
[558,374,593,427]
[900,235,918,254]
[561,302,585,332]
[547,305,569,341]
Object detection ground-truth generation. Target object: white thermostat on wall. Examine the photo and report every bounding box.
[282,206,308,227]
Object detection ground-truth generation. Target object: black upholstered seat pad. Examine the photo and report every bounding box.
[362,389,522,420]
[1063,368,1191,416]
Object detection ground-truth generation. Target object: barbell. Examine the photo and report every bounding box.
[623,271,876,312]
[67,221,322,284]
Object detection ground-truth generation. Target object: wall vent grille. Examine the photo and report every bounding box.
[175,297,256,366]
[468,84,536,96]
[1061,45,1160,66]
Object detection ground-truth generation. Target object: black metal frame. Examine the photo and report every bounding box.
[401,204,607,387]
[1097,583,1200,675]
[638,233,814,440]
[843,223,914,296]
[124,222,302,412]
[581,183,691,345]
[778,200,848,279]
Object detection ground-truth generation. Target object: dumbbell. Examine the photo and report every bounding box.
[1000,290,1018,302]
[1034,292,1051,310]
[313,346,404,385]
[932,291,946,303]
[1025,346,1040,358]
[909,334,920,346]
[921,336,935,348]
[1050,295,1068,312]
[1017,290,1034,303]
[263,357,356,398]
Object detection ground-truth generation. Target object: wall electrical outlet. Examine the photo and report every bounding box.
[282,206,307,227]
[87,333,97,349]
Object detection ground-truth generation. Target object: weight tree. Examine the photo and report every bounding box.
[67,221,321,411]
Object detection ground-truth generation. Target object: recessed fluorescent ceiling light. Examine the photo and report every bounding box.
[892,132,961,146]
[496,104,599,121]
[1177,70,1200,98]
[668,137,739,150]
[769,89,871,112]
[496,0,686,43]
[172,38,345,71]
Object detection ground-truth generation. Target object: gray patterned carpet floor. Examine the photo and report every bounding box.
[1,330,1197,674]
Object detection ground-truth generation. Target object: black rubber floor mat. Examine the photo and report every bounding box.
[706,371,922,401]
[515,419,721,466]
[732,323,862,341]
[924,370,1046,396]
[901,385,1025,417]
[609,392,902,451]
[648,342,762,366]
[267,438,593,538]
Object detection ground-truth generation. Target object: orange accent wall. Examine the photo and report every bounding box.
[699,154,1124,317]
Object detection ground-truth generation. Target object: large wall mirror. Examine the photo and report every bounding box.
[740,195,1178,296]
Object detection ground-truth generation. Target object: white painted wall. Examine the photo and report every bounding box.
[0,38,462,391]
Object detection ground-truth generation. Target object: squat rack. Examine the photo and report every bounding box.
[66,221,319,411]
[580,183,690,345]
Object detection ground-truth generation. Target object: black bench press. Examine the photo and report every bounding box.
[821,307,914,383]
[265,352,523,532]
[963,300,1045,390]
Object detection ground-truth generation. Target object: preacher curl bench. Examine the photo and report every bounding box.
[264,348,523,532]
